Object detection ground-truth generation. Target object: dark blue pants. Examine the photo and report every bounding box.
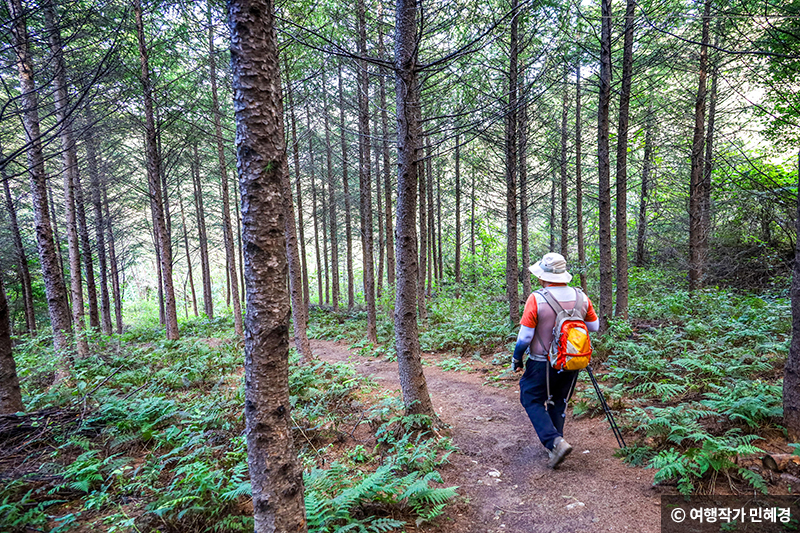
[519,360,579,450]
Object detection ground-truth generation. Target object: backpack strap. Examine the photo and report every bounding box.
[573,288,585,319]
[537,288,566,315]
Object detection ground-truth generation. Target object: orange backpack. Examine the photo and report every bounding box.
[537,288,593,371]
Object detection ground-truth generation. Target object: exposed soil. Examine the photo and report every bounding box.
[312,339,663,533]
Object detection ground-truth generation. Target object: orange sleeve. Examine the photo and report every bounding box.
[520,293,538,328]
[585,298,598,322]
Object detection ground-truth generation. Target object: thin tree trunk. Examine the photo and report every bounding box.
[689,0,711,291]
[323,78,340,311]
[136,0,179,340]
[550,176,556,251]
[394,0,437,417]
[455,135,462,286]
[2,159,36,336]
[426,140,434,295]
[419,137,429,318]
[559,67,569,259]
[379,25,395,288]
[700,49,718,282]
[597,0,613,331]
[236,185,245,307]
[437,161,443,283]
[339,60,355,311]
[519,100,530,298]
[786,151,800,440]
[0,278,23,414]
[74,169,99,330]
[178,192,198,316]
[506,0,520,324]
[227,0,308,525]
[48,185,67,304]
[375,111,384,299]
[8,0,72,363]
[614,0,635,320]
[191,143,214,318]
[575,47,587,293]
[285,68,309,316]
[309,110,323,307]
[357,0,377,343]
[208,5,242,335]
[149,206,165,325]
[636,106,654,267]
[471,170,476,256]
[84,108,112,335]
[44,0,89,356]
[321,163,330,306]
[102,177,123,334]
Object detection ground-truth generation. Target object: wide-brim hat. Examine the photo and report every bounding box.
[529,252,572,283]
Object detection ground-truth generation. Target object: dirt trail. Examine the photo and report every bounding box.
[312,339,662,533]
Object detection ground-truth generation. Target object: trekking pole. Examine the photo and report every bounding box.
[585,365,627,450]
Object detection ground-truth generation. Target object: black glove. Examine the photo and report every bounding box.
[512,357,523,372]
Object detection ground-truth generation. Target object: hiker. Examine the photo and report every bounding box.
[512,252,599,468]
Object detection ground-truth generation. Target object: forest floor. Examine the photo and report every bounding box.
[311,339,663,533]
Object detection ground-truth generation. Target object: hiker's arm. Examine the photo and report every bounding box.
[586,319,599,332]
[512,325,535,371]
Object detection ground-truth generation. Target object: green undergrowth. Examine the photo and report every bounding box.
[573,269,791,495]
[2,316,457,532]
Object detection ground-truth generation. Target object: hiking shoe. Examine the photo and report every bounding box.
[547,437,573,469]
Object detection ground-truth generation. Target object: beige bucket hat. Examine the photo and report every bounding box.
[529,252,572,283]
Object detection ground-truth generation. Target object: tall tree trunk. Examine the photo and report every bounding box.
[84,108,113,335]
[505,0,520,324]
[471,169,476,256]
[309,111,323,307]
[614,0,635,320]
[74,170,99,330]
[149,206,165,325]
[559,67,569,259]
[379,25,395,288]
[575,48,587,293]
[236,184,245,307]
[455,135,462,286]
[227,0,308,526]
[700,50,718,281]
[418,137,429,317]
[689,0,711,291]
[636,106,654,267]
[375,111,384,299]
[44,0,89,357]
[191,143,214,318]
[597,0,613,331]
[2,159,36,336]
[519,100,530,298]
[321,165,330,306]
[285,69,309,316]
[8,0,72,363]
[786,150,800,440]
[135,0,179,340]
[323,78,340,311]
[437,159,443,283]
[357,0,377,343]
[208,5,243,335]
[394,0,437,418]
[426,141,434,295]
[0,278,23,414]
[101,177,122,334]
[178,191,198,316]
[48,185,68,305]
[339,61,355,311]
[550,176,556,251]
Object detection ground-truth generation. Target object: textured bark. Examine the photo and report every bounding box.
[549,176,556,251]
[437,161,443,284]
[614,0,635,320]
[228,0,308,529]
[786,152,800,441]
[2,161,36,336]
[379,26,395,288]
[559,67,569,259]
[636,106,654,267]
[74,170,99,330]
[191,143,214,318]
[689,0,711,291]
[308,112,323,307]
[322,79,339,311]
[357,0,377,343]
[418,137,429,317]
[519,100,530,299]
[700,55,718,280]
[208,7,243,335]
[575,49,587,293]
[426,140,434,295]
[505,0,520,324]
[103,178,123,334]
[394,0,436,418]
[48,185,68,302]
[338,61,355,311]
[285,70,309,315]
[455,135,462,286]
[0,278,23,414]
[44,0,89,357]
[178,191,198,316]
[136,0,179,340]
[84,108,113,335]
[597,0,613,331]
[321,161,329,305]
[470,170,476,255]
[8,0,72,361]
[374,111,384,299]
